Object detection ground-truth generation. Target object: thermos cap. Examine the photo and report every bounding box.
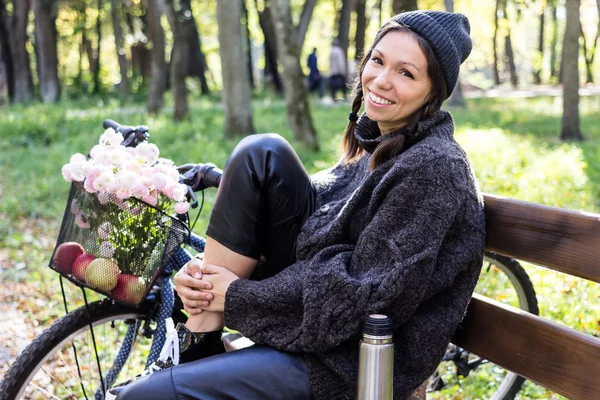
[363,314,392,336]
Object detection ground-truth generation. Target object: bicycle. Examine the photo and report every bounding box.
[0,120,223,400]
[0,120,539,400]
[427,252,539,400]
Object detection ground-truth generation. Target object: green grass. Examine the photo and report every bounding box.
[1,94,599,399]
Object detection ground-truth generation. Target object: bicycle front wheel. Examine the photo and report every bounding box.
[0,300,157,400]
[429,252,539,400]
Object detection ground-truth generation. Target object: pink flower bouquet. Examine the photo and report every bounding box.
[50,128,190,305]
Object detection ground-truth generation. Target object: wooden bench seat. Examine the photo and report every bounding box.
[452,194,600,399]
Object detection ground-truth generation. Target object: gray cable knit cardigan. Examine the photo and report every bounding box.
[224,110,486,399]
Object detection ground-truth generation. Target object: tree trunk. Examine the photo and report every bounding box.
[336,0,355,72]
[10,0,33,103]
[93,0,103,94]
[378,0,383,28]
[32,0,60,102]
[217,0,255,138]
[162,0,190,120]
[549,0,559,81]
[180,0,209,94]
[444,0,465,107]
[492,0,501,86]
[145,0,166,114]
[532,3,545,84]
[504,32,518,88]
[255,1,282,94]
[270,0,319,150]
[392,0,418,14]
[354,0,367,61]
[579,25,593,84]
[111,0,129,97]
[560,0,583,141]
[296,0,317,53]
[241,0,254,90]
[580,6,598,85]
[0,0,14,101]
[500,0,517,88]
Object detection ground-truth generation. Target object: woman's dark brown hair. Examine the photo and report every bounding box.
[342,21,448,170]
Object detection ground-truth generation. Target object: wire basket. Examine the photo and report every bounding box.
[50,182,190,305]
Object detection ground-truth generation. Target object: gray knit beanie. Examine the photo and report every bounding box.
[391,11,472,97]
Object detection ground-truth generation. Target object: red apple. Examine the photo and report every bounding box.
[85,258,120,292]
[72,253,96,281]
[110,274,147,304]
[52,242,85,274]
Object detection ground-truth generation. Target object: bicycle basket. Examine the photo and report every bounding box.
[49,182,190,305]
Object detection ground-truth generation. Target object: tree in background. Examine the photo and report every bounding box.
[532,0,546,85]
[445,0,466,108]
[354,0,367,61]
[269,0,319,150]
[336,0,355,73]
[561,0,583,141]
[296,0,318,54]
[110,0,129,97]
[549,0,560,82]
[254,1,282,94]
[163,0,191,120]
[145,0,167,114]
[32,0,60,102]
[217,0,255,138]
[9,0,34,103]
[392,0,417,14]
[580,0,599,84]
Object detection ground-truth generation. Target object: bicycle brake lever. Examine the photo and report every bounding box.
[187,186,199,209]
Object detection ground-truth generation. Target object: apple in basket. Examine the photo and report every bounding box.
[85,258,120,292]
[111,274,147,304]
[72,253,96,281]
[52,242,85,274]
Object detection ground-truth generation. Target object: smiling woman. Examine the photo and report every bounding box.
[361,31,432,134]
[107,11,483,400]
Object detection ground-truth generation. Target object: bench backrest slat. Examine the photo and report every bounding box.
[454,294,600,400]
[483,194,600,283]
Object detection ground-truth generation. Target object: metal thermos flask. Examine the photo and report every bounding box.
[357,314,394,400]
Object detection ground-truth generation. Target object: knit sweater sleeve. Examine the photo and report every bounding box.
[224,167,465,353]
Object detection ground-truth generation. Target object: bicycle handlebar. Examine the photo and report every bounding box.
[102,119,150,148]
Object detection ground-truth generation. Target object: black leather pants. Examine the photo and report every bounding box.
[115,134,316,399]
[207,133,316,279]
[115,345,314,400]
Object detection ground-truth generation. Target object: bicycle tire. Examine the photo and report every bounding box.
[0,300,159,400]
[428,252,539,400]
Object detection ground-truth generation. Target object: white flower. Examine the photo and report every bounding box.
[136,142,159,164]
[167,184,187,202]
[62,164,73,182]
[98,222,113,239]
[70,153,87,164]
[116,170,138,191]
[150,172,169,191]
[93,171,116,193]
[115,188,131,200]
[75,214,90,229]
[131,182,148,198]
[121,160,142,174]
[174,202,190,214]
[99,128,124,148]
[69,159,90,182]
[99,241,115,257]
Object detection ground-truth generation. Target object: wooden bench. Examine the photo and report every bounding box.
[449,194,600,399]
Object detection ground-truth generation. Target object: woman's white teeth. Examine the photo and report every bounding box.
[369,93,394,105]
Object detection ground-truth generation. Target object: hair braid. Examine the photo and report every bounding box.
[342,88,364,163]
